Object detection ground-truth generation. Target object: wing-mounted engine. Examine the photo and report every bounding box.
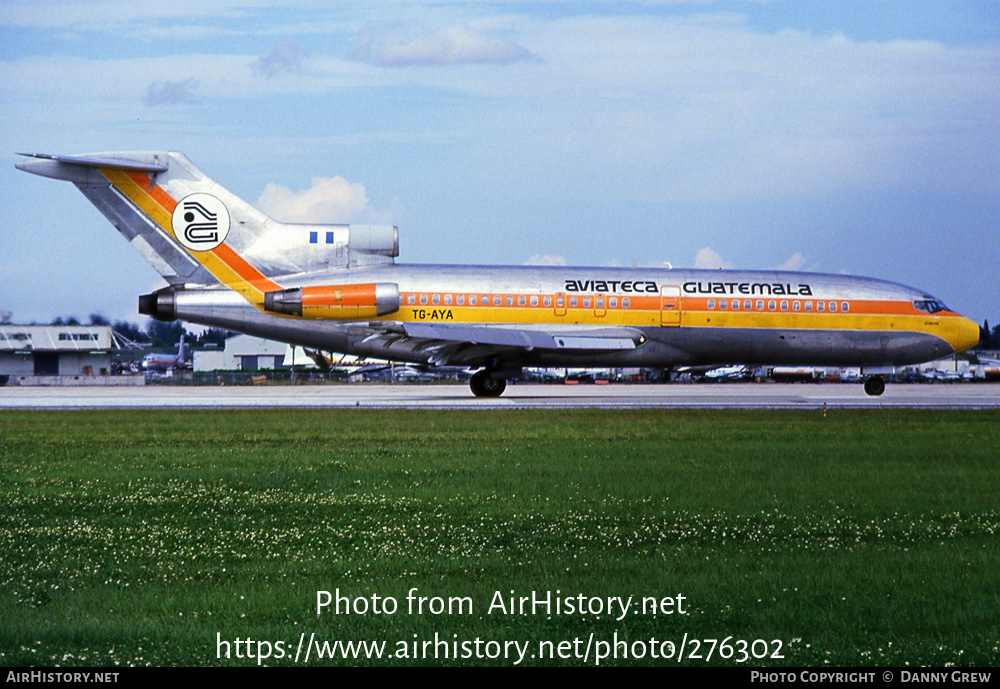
[264,283,400,320]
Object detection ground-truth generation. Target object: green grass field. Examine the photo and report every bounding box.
[1,409,998,666]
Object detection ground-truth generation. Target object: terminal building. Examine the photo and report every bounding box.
[0,325,121,385]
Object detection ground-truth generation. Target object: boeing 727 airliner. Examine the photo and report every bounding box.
[16,151,980,397]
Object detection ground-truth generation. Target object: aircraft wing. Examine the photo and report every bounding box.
[402,323,642,350]
[355,323,644,367]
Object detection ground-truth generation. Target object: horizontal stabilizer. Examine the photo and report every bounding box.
[16,152,169,173]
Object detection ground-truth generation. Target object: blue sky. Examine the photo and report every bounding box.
[1,0,998,325]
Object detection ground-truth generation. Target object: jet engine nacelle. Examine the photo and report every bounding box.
[345,224,398,258]
[264,283,400,320]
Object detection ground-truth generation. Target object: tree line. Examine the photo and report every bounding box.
[47,313,232,349]
[979,321,1000,350]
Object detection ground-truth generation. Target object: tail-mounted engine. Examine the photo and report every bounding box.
[264,283,400,320]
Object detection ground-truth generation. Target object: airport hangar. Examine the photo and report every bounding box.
[0,325,118,384]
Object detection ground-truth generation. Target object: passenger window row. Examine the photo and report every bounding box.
[404,293,633,309]
[705,299,850,313]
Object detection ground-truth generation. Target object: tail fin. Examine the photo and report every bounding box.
[16,151,398,311]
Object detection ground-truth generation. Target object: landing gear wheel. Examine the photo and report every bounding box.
[863,376,886,397]
[470,370,507,398]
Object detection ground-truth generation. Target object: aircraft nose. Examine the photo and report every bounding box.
[951,316,981,354]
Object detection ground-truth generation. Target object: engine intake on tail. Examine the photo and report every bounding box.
[264,283,400,320]
[347,224,398,257]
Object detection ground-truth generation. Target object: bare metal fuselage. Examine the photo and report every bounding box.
[148,263,973,372]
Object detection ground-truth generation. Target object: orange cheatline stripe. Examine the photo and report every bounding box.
[680,296,965,318]
[391,290,964,340]
[124,171,178,213]
[213,243,282,294]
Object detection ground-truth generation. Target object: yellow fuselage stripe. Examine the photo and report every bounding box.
[387,300,966,343]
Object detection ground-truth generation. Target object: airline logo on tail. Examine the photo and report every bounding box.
[171,194,230,251]
[97,166,282,307]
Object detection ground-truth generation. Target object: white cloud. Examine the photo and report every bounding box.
[6,16,997,207]
[771,252,824,272]
[255,177,385,224]
[252,41,310,78]
[693,247,733,270]
[0,0,241,30]
[464,14,1000,202]
[774,252,806,271]
[523,254,566,266]
[143,78,200,106]
[348,24,536,67]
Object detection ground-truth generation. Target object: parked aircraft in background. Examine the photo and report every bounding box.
[141,334,188,371]
[17,151,980,397]
[704,365,748,380]
[523,367,568,382]
[676,363,748,380]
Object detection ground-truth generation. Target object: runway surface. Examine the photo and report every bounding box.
[2,382,998,410]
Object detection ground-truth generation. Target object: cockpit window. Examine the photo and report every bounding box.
[913,299,949,314]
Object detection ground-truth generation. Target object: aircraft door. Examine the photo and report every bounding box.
[554,293,567,317]
[594,295,607,318]
[660,285,682,326]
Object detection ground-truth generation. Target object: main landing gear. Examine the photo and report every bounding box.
[470,370,507,398]
[863,376,886,397]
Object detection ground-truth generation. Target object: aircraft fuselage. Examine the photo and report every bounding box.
[144,263,976,373]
